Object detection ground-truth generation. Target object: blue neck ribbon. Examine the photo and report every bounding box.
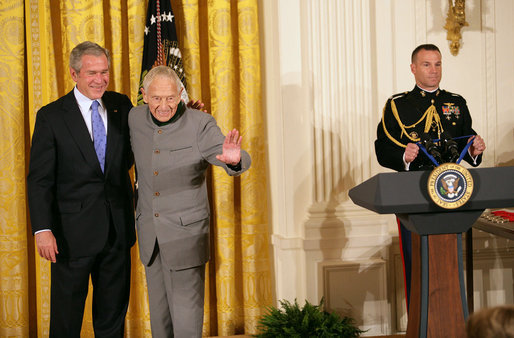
[416,135,475,167]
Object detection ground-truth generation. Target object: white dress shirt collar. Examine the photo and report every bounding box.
[73,87,108,138]
[74,87,106,111]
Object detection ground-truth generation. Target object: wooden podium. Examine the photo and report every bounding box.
[349,166,514,338]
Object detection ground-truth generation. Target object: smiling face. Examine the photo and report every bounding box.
[70,54,109,100]
[142,75,183,122]
[410,49,442,91]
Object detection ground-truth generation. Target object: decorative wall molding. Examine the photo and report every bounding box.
[321,260,390,335]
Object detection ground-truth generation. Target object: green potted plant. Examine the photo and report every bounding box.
[255,298,365,337]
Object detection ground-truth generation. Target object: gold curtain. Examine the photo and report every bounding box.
[0,0,271,336]
[0,1,29,337]
[176,0,272,335]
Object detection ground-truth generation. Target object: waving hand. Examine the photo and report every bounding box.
[216,129,242,165]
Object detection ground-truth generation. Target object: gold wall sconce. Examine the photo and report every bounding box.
[444,0,468,56]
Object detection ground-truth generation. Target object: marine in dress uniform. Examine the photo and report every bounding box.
[375,85,482,309]
[376,85,481,172]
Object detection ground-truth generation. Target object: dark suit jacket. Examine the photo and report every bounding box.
[27,90,136,258]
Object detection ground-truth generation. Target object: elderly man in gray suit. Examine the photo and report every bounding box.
[129,65,251,337]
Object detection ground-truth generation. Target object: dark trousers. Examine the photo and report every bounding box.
[49,244,131,338]
[398,219,412,311]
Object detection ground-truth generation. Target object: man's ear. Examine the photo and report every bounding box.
[70,67,78,82]
[141,88,148,103]
[410,63,416,75]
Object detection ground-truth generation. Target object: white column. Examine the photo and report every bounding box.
[309,0,373,203]
[261,0,313,304]
[304,1,392,335]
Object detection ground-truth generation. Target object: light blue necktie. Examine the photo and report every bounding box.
[91,100,106,172]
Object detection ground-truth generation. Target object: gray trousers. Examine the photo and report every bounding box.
[145,243,205,338]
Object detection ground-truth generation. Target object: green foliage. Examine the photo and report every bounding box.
[255,298,365,338]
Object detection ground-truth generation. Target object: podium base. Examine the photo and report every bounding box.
[406,233,467,338]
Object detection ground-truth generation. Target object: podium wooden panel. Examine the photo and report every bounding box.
[349,166,514,338]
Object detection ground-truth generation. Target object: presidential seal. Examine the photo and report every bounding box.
[427,163,474,209]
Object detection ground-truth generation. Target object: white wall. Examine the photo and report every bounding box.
[260,0,514,334]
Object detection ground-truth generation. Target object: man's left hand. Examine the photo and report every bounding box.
[216,129,242,165]
[186,99,207,112]
[470,135,486,157]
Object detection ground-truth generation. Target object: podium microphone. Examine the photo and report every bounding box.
[441,131,460,163]
[420,133,443,165]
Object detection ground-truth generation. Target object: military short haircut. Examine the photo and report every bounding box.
[411,44,441,63]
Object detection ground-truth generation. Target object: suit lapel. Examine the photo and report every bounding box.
[62,91,104,176]
[103,94,121,177]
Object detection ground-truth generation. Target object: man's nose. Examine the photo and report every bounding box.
[93,73,104,81]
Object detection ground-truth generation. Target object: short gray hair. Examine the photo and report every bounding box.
[142,66,181,92]
[69,41,111,72]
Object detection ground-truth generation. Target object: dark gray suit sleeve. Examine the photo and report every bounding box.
[27,109,57,233]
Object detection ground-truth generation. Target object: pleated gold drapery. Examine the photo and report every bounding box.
[0,1,29,337]
[0,0,271,336]
[177,1,272,335]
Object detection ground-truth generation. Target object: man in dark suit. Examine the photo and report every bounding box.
[27,41,136,337]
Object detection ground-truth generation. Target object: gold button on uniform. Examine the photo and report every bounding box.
[154,149,160,154]
[154,171,159,176]
[155,192,160,196]
[157,130,163,134]
[154,213,159,217]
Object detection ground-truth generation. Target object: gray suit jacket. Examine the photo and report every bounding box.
[129,104,251,269]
